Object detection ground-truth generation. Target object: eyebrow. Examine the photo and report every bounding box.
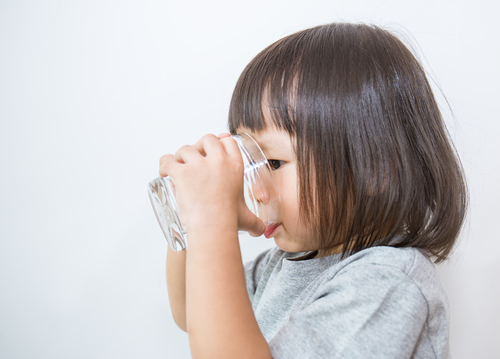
[257,138,288,154]
[236,129,291,154]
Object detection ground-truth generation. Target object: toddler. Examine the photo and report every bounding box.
[160,22,467,359]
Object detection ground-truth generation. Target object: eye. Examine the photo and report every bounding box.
[268,159,285,171]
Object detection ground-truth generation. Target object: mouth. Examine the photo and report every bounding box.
[263,223,281,238]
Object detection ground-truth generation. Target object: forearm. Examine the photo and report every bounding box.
[166,246,187,331]
[186,227,271,359]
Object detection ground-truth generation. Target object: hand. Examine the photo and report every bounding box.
[158,133,266,238]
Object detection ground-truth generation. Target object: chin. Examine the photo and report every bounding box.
[274,236,308,253]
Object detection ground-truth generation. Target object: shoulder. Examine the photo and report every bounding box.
[292,246,447,322]
[331,245,439,287]
[311,246,431,304]
[269,247,450,358]
[337,246,445,302]
[340,245,431,273]
[321,246,441,299]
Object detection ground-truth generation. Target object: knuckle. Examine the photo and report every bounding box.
[158,162,168,176]
[159,154,173,165]
[197,134,218,147]
[175,145,191,157]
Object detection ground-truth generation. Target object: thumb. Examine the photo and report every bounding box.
[239,206,266,237]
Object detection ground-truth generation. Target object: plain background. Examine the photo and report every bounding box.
[1,0,499,358]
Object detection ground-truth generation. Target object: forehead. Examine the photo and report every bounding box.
[235,125,293,154]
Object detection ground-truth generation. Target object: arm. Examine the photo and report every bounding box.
[186,226,271,359]
[160,134,270,359]
[166,246,187,332]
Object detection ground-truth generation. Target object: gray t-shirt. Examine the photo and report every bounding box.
[244,245,450,358]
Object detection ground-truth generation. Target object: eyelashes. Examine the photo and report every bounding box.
[268,159,286,171]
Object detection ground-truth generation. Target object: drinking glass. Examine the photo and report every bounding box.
[147,133,283,251]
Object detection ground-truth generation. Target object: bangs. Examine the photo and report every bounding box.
[227,36,303,136]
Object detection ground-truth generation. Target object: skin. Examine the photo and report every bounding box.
[234,124,343,258]
[160,120,341,358]
[160,133,271,359]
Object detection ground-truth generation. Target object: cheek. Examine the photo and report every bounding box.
[278,167,300,226]
[283,171,318,238]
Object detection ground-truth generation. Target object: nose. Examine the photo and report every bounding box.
[251,181,270,206]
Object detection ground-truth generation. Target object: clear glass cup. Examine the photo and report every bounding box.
[147,133,283,251]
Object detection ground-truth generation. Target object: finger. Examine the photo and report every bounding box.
[193,133,225,157]
[159,154,174,177]
[217,133,231,139]
[239,206,266,237]
[159,154,174,166]
[159,157,181,179]
[219,136,241,160]
[174,144,204,163]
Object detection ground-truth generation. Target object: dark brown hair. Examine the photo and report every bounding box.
[228,22,467,263]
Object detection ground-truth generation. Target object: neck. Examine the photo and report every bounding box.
[313,243,344,258]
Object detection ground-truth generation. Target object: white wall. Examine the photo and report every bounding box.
[1,1,498,358]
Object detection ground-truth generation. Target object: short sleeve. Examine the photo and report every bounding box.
[243,247,275,302]
[268,263,429,359]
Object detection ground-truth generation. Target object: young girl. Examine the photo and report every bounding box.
[160,22,467,359]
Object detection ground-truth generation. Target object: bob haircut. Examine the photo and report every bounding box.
[228,22,467,263]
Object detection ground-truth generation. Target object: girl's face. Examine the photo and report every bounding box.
[237,121,399,257]
[235,123,327,254]
[236,122,344,257]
